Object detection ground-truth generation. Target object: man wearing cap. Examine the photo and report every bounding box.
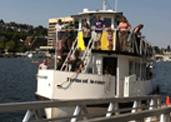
[67,51,83,73]
[65,20,75,49]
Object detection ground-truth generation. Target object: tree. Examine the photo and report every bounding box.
[0,19,4,24]
[167,45,170,51]
[17,44,26,52]
[0,42,4,50]
[5,41,15,52]
[154,46,161,54]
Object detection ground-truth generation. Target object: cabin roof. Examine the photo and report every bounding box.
[71,11,123,18]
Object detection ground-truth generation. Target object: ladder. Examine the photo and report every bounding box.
[60,33,94,73]
[81,37,94,73]
[60,35,79,71]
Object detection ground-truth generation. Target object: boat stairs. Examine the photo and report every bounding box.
[0,95,171,122]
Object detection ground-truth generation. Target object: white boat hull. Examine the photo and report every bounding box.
[36,70,155,121]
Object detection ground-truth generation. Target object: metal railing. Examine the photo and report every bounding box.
[81,36,95,73]
[0,95,166,122]
[60,35,79,71]
[127,32,155,59]
[80,106,171,122]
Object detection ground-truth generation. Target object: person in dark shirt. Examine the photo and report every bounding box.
[94,15,106,49]
[65,20,75,49]
[67,51,83,73]
[56,57,62,70]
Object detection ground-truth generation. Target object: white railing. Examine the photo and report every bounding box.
[127,32,155,59]
[60,35,79,71]
[81,36,95,73]
[0,95,165,122]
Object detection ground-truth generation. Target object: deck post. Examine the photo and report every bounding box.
[106,102,115,117]
[34,109,42,120]
[149,99,155,110]
[157,98,161,108]
[114,103,119,115]
[71,105,81,122]
[131,100,138,113]
[82,105,88,120]
[130,100,139,122]
[22,110,34,122]
[156,98,161,121]
[146,99,155,122]
[160,113,170,122]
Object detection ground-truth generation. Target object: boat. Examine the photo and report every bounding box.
[35,0,156,121]
[27,50,46,58]
[155,54,171,62]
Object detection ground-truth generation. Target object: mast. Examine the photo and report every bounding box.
[103,0,107,10]
[55,24,58,70]
[115,0,118,12]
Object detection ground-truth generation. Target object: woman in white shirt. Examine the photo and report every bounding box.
[55,19,64,57]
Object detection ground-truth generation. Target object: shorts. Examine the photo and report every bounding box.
[94,32,102,42]
[58,32,63,40]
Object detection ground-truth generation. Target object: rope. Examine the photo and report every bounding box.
[56,72,77,88]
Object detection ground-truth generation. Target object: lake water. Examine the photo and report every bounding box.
[0,58,169,121]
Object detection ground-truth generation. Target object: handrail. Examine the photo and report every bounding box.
[0,95,161,113]
[0,95,163,122]
[81,35,95,73]
[60,35,79,71]
[127,32,155,58]
[79,106,171,122]
[30,104,165,122]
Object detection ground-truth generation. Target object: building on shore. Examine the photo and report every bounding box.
[25,36,47,48]
[47,17,74,48]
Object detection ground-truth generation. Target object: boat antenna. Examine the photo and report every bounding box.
[115,0,118,12]
[103,0,107,10]
[103,0,115,10]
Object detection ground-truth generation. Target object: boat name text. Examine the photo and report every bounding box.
[67,77,105,85]
[38,75,48,79]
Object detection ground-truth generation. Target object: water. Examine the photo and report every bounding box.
[0,57,41,122]
[0,58,169,121]
[152,62,171,102]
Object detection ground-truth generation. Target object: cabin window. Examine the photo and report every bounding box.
[90,16,97,29]
[104,18,111,28]
[74,21,79,29]
[103,57,117,76]
[81,19,87,28]
[141,63,146,80]
[129,61,134,75]
[135,62,140,80]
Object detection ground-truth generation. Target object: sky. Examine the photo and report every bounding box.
[0,0,170,47]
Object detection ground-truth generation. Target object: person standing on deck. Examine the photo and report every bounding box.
[82,22,91,48]
[38,59,48,70]
[65,20,75,49]
[107,28,114,50]
[67,51,84,73]
[94,15,106,50]
[118,17,132,51]
[55,19,65,58]
[133,24,144,54]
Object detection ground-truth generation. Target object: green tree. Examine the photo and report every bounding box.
[0,19,4,24]
[5,41,15,52]
[167,45,170,51]
[0,42,4,50]
[17,44,26,52]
